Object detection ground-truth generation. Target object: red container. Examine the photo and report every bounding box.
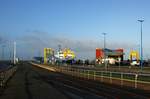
[96,48,104,59]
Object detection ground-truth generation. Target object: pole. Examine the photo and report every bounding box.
[13,42,16,65]
[2,45,5,60]
[102,33,107,69]
[138,19,144,70]
[119,57,121,70]
[141,21,143,70]
[121,73,123,86]
[135,74,138,88]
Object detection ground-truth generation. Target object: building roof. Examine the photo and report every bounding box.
[103,48,124,56]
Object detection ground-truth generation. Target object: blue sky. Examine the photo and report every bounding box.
[0,0,150,60]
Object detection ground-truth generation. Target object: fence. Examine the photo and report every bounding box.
[54,65,150,91]
[31,62,150,91]
[0,66,17,87]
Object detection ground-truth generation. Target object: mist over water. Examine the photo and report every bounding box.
[0,31,150,61]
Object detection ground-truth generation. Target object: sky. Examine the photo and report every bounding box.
[0,0,150,60]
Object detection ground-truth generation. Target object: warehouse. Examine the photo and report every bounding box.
[96,48,124,65]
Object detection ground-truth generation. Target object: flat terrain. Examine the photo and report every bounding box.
[0,62,150,99]
[0,62,68,99]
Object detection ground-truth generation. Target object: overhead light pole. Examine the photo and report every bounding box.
[2,45,6,61]
[13,42,16,65]
[102,33,107,69]
[138,19,144,70]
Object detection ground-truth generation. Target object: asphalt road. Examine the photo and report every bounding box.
[0,62,150,99]
[0,62,68,99]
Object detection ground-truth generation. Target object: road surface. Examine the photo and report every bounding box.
[0,62,149,99]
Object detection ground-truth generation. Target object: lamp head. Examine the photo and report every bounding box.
[138,19,144,22]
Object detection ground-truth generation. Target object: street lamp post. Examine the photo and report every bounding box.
[102,33,107,69]
[2,45,6,60]
[13,42,16,65]
[138,19,144,70]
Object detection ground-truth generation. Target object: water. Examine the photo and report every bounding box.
[0,61,12,70]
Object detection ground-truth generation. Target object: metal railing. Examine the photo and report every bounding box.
[0,66,17,87]
[31,62,150,91]
[54,65,150,91]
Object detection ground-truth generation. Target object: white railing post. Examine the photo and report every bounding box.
[61,67,63,73]
[71,68,73,76]
[0,73,2,87]
[74,68,76,77]
[81,69,83,78]
[101,71,103,82]
[60,67,62,73]
[68,66,69,74]
[121,73,123,86]
[76,69,78,77]
[135,74,138,89]
[78,69,80,78]
[94,71,96,80]
[58,66,59,72]
[88,70,89,80]
[110,72,112,84]
[84,70,86,79]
